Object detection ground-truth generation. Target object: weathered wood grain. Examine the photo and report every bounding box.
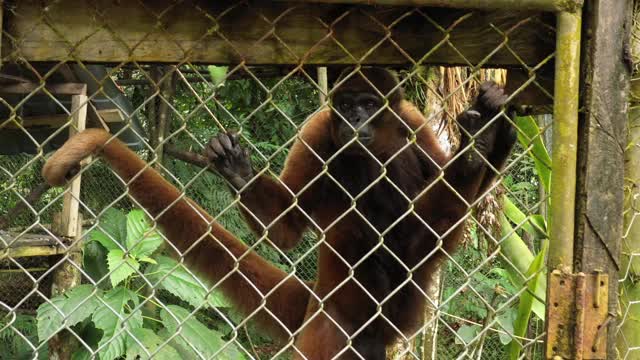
[574,0,632,357]
[3,0,554,66]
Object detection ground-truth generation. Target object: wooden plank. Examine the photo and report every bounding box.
[3,114,68,129]
[56,93,88,238]
[3,0,555,67]
[0,82,87,95]
[0,231,66,258]
[505,65,554,112]
[0,231,62,248]
[276,0,581,12]
[2,110,123,129]
[97,108,125,123]
[573,0,632,357]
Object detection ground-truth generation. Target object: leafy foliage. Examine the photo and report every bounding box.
[160,305,245,359]
[37,285,102,341]
[0,313,47,360]
[36,208,243,359]
[146,256,230,308]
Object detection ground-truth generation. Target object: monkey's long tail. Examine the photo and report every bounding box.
[42,129,310,339]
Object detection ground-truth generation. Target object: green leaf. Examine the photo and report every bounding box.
[503,195,547,239]
[107,249,140,288]
[160,305,244,359]
[139,256,157,264]
[157,328,195,359]
[514,115,552,194]
[125,328,180,360]
[529,215,547,236]
[146,256,230,308]
[208,66,228,87]
[126,210,164,259]
[508,240,548,360]
[496,309,517,345]
[70,322,102,360]
[499,213,546,320]
[37,285,102,341]
[93,287,143,360]
[71,349,91,360]
[89,230,122,252]
[90,208,128,250]
[455,324,480,345]
[83,241,111,289]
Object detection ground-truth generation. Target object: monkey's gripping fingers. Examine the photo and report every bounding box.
[456,82,512,170]
[460,82,510,140]
[474,81,509,114]
[205,132,254,189]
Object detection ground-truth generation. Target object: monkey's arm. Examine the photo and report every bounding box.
[397,100,450,171]
[42,129,312,339]
[206,111,332,250]
[417,82,515,252]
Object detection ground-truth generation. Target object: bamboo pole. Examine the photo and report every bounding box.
[547,11,582,270]
[274,0,582,12]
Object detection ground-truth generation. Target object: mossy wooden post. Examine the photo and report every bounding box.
[574,0,632,358]
[545,8,582,359]
[548,10,582,272]
[49,91,88,360]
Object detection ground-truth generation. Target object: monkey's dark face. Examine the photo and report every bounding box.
[332,91,383,150]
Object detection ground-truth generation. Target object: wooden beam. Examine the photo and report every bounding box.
[505,65,554,112]
[4,0,555,67]
[573,0,632,357]
[0,232,66,258]
[276,0,583,12]
[0,82,87,95]
[1,109,124,130]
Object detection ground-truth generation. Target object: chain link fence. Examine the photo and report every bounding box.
[617,2,640,358]
[0,1,597,359]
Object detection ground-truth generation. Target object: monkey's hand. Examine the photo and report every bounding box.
[456,81,512,159]
[455,81,516,177]
[206,132,253,189]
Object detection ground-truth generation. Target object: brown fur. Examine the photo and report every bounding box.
[42,129,311,338]
[42,69,510,360]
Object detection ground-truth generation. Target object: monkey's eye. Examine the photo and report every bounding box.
[339,102,352,111]
[365,100,376,109]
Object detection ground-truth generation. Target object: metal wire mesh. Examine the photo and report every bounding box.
[616,2,640,359]
[0,1,563,359]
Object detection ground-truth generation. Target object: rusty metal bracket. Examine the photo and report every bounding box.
[546,270,608,359]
